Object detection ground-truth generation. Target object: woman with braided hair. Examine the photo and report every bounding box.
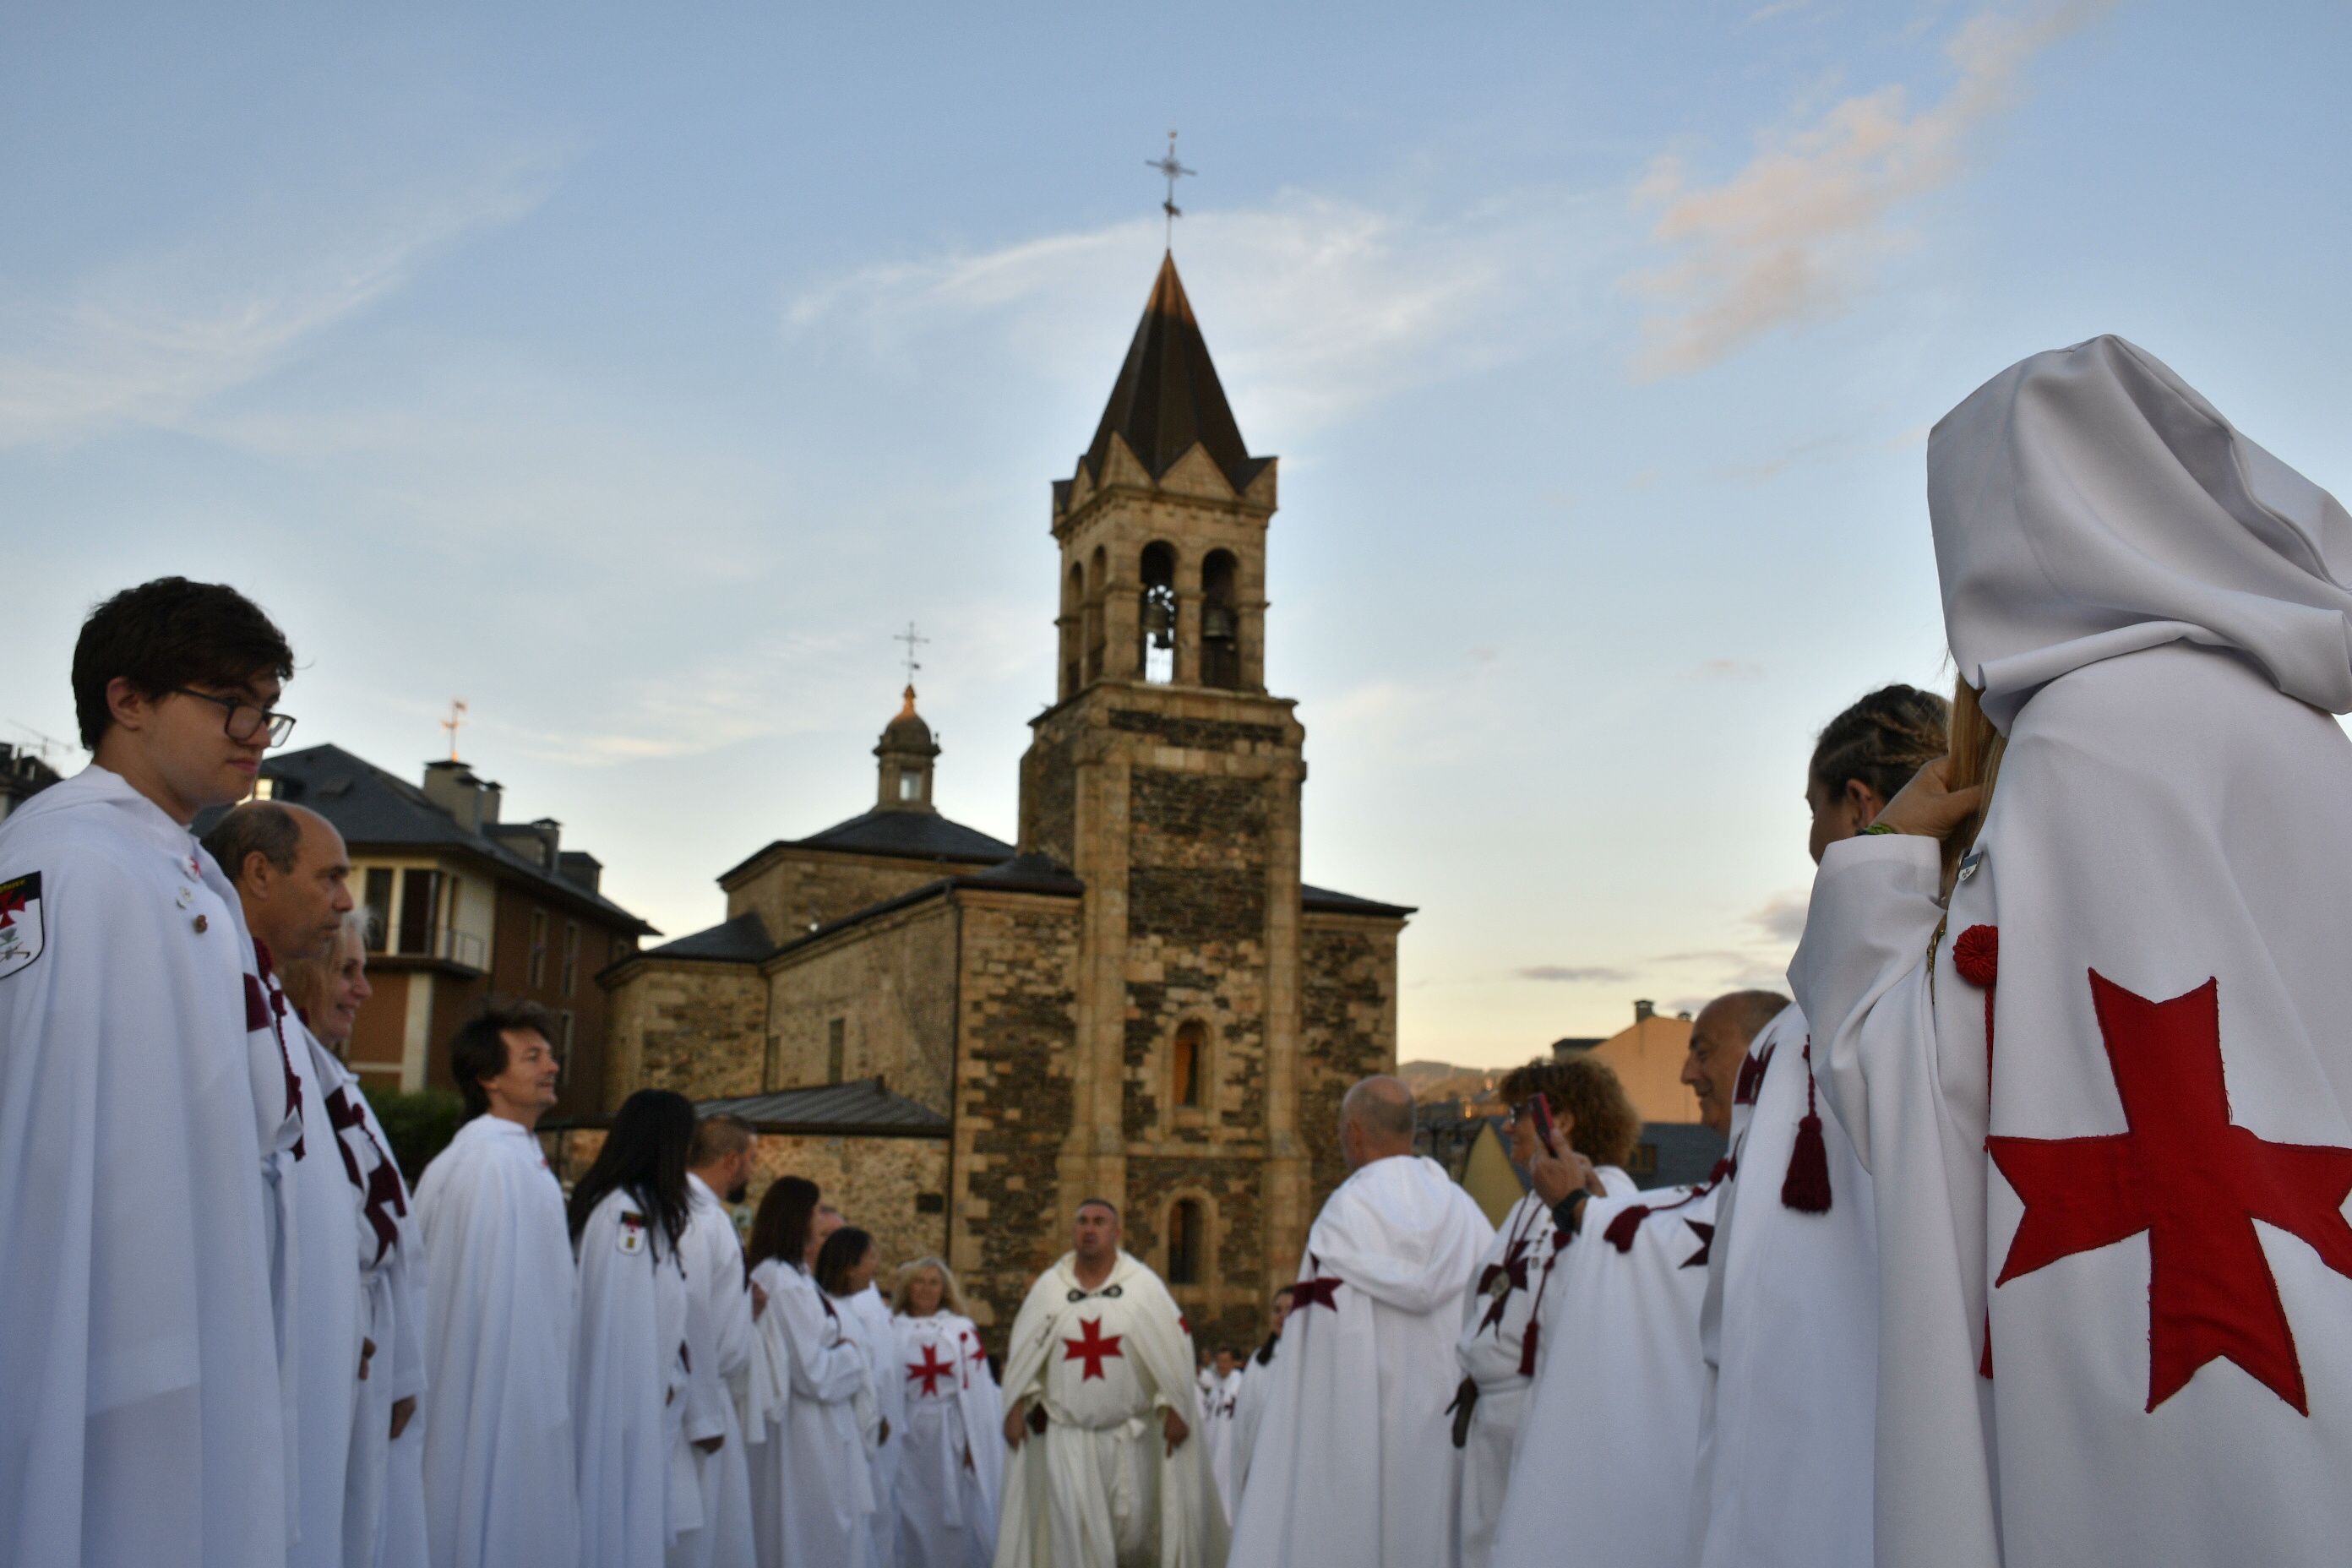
[1687,683,1946,1568]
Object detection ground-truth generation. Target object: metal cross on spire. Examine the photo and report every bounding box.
[894,622,930,689]
[441,699,467,762]
[1146,130,1194,250]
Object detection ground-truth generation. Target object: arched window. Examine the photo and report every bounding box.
[1085,547,1108,682]
[1139,542,1178,683]
[1167,1199,1204,1286]
[1201,550,1240,689]
[1171,1021,1205,1109]
[1062,562,1085,696]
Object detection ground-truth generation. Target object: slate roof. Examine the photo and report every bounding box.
[638,911,773,963]
[207,744,657,935]
[695,1077,949,1137]
[1077,253,1271,497]
[718,807,1015,885]
[1300,882,1417,919]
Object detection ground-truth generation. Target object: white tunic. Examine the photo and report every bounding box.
[414,1113,580,1568]
[1489,1179,1723,1568]
[1796,336,2352,1568]
[842,1283,910,1568]
[893,1310,1003,1568]
[0,765,287,1568]
[1688,1003,1876,1568]
[1200,1367,1243,1523]
[743,1258,874,1565]
[1449,1166,1636,1568]
[1228,1154,1494,1568]
[574,1187,695,1568]
[667,1174,754,1568]
[993,1250,1226,1568]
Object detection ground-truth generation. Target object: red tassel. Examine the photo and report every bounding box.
[1517,1317,1541,1378]
[1780,1039,1832,1213]
[1603,1205,1650,1252]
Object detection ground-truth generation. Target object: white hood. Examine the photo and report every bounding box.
[1929,335,2352,732]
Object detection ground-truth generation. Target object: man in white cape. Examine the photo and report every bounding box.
[1488,991,1779,1568]
[993,1199,1225,1568]
[671,1114,759,1568]
[414,1005,581,1568]
[1686,996,1876,1568]
[1794,336,2352,1567]
[1228,1075,1494,1568]
[0,580,297,1568]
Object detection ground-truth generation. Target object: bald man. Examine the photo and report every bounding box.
[1228,1075,1495,1568]
[205,801,367,1568]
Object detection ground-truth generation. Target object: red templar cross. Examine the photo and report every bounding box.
[907,1343,956,1396]
[1988,970,2352,1414]
[1062,1317,1124,1381]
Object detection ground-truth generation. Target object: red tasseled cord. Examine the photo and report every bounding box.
[1780,1037,1833,1214]
[1953,923,2000,1380]
[1517,1319,1541,1377]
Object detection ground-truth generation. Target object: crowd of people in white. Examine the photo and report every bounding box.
[10,332,2352,1568]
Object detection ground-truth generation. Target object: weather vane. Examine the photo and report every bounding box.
[894,622,930,689]
[1146,129,1194,250]
[441,699,467,762]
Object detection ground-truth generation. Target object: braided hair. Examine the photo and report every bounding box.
[1810,684,1950,808]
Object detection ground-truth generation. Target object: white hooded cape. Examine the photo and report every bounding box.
[1488,1179,1723,1568]
[992,1249,1225,1568]
[842,1282,908,1568]
[743,1257,875,1565]
[413,1113,580,1568]
[1228,1153,1494,1568]
[0,766,287,1568]
[573,1186,697,1568]
[1687,1002,1876,1568]
[1794,335,2352,1567]
[667,1173,754,1568]
[892,1309,1004,1568]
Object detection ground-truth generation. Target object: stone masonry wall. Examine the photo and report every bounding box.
[1299,917,1403,1206]
[749,1134,950,1288]
[765,898,959,1109]
[724,850,948,946]
[602,960,768,1111]
[1016,725,1080,867]
[950,896,1081,1344]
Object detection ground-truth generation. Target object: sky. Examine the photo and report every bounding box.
[8,1,2349,1069]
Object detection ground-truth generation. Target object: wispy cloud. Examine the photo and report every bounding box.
[1749,889,1811,942]
[0,149,562,448]
[1516,963,1636,984]
[786,190,1618,439]
[1625,0,2115,378]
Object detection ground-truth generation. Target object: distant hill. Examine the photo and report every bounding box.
[1398,1059,1504,1109]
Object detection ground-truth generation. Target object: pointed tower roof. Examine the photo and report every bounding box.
[1080,253,1270,495]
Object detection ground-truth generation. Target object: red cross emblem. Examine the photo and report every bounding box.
[0,889,23,928]
[1062,1316,1124,1381]
[1680,1220,1715,1271]
[1290,1275,1343,1313]
[907,1343,956,1396]
[1475,1239,1532,1334]
[1989,971,2352,1414]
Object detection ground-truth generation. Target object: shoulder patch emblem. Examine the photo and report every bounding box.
[0,872,45,978]
[618,1211,646,1255]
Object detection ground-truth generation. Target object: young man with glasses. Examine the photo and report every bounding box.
[0,577,302,1568]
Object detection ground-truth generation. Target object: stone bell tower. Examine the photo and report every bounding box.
[1018,253,1315,1322]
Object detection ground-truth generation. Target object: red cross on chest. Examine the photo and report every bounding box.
[1062,1315,1124,1381]
[1988,969,2352,1414]
[907,1342,956,1396]
[1476,1238,1533,1334]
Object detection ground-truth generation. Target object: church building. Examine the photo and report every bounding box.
[598,254,1411,1350]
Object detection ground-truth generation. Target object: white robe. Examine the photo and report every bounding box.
[893,1310,1004,1568]
[0,765,287,1568]
[414,1113,580,1568]
[1488,1179,1723,1568]
[573,1187,696,1568]
[1448,1166,1636,1568]
[1200,1368,1243,1523]
[743,1258,874,1565]
[667,1174,754,1568]
[843,1283,908,1568]
[1226,1338,1278,1509]
[993,1250,1226,1568]
[1796,336,2352,1567]
[1228,1154,1494,1568]
[1687,1003,1876,1568]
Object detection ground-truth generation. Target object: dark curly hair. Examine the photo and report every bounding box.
[74,577,295,750]
[1810,683,1950,807]
[1495,1055,1642,1169]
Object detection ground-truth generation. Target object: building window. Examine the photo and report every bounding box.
[556,1010,575,1055]
[897,771,921,803]
[1139,540,1178,683]
[529,909,548,988]
[363,868,394,952]
[1171,1021,1205,1109]
[397,868,441,956]
[1167,1199,1204,1286]
[1201,549,1241,689]
[561,921,580,997]
[827,1017,846,1084]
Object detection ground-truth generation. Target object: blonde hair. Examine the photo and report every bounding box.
[891,1256,967,1317]
[1941,679,2008,899]
[279,906,375,1036]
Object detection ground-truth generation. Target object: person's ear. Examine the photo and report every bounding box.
[241,848,275,896]
[106,678,155,735]
[1843,776,1883,825]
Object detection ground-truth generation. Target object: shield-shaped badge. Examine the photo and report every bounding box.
[0,871,44,978]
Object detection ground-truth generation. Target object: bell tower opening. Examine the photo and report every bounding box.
[1140,541,1178,683]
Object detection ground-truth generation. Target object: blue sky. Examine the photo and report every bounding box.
[8,1,2349,1066]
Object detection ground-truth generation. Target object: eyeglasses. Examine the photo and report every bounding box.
[171,688,298,748]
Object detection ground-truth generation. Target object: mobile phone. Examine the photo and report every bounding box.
[1520,1092,1555,1150]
